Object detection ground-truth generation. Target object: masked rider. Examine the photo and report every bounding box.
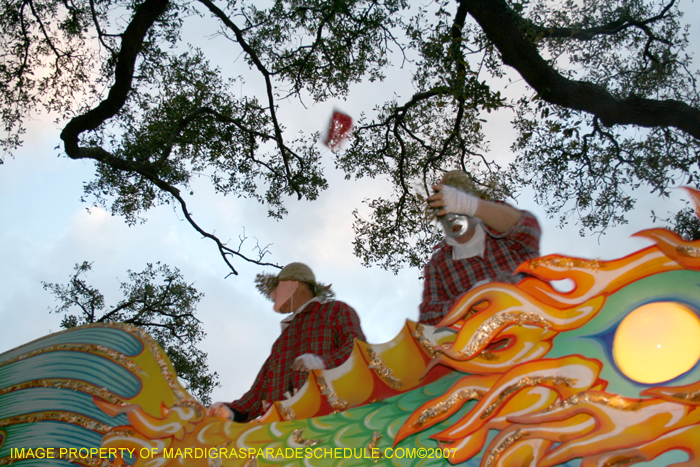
[419,170,541,325]
[209,263,365,422]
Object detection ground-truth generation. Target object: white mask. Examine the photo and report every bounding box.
[440,213,478,238]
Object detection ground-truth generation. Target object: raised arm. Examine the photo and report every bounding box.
[428,184,522,232]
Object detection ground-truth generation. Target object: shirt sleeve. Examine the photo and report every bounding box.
[227,353,272,421]
[418,255,462,325]
[483,209,541,255]
[320,301,365,370]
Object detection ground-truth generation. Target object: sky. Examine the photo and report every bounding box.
[1,1,699,405]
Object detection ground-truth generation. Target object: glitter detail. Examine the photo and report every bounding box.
[208,442,232,467]
[677,245,700,258]
[178,399,206,419]
[546,392,641,412]
[482,376,575,419]
[603,455,645,467]
[0,411,111,433]
[412,324,438,358]
[278,403,296,421]
[478,351,498,361]
[671,390,700,402]
[414,389,485,427]
[317,375,348,411]
[529,257,602,270]
[0,379,124,404]
[125,324,195,404]
[292,429,321,446]
[0,450,113,467]
[366,347,402,390]
[61,322,195,405]
[108,427,137,437]
[455,312,549,359]
[367,431,382,463]
[0,343,142,373]
[484,429,528,467]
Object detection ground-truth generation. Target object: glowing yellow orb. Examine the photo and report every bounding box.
[613,302,700,384]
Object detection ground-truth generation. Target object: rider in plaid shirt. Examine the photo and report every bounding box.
[208,263,364,422]
[419,171,541,325]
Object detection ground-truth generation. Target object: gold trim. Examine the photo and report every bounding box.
[481,376,575,419]
[0,379,124,404]
[278,403,296,421]
[484,429,528,467]
[603,455,646,467]
[126,325,195,404]
[207,441,232,467]
[0,343,142,373]
[367,431,382,463]
[671,390,700,402]
[676,245,700,258]
[106,427,137,437]
[317,375,348,411]
[478,350,498,361]
[414,389,485,427]
[0,451,113,467]
[292,429,321,446]
[529,257,602,270]
[546,392,641,412]
[454,312,549,359]
[412,324,438,358]
[0,411,111,433]
[366,347,402,390]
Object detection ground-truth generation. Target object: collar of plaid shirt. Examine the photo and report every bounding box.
[279,296,322,331]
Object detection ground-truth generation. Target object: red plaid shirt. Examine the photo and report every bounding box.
[229,300,364,421]
[419,210,541,325]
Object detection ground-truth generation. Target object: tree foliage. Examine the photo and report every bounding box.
[2,0,699,272]
[42,262,219,404]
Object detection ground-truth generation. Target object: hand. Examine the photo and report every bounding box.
[292,353,326,371]
[429,184,478,217]
[427,184,447,217]
[207,402,233,419]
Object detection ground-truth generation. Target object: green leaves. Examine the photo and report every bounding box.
[3,0,700,273]
[42,261,219,404]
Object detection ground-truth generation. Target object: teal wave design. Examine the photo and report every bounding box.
[0,388,128,426]
[0,326,143,363]
[0,421,104,456]
[0,327,143,466]
[0,351,141,399]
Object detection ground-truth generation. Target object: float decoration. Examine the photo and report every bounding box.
[4,190,700,466]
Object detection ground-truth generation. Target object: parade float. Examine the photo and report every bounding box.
[4,191,700,467]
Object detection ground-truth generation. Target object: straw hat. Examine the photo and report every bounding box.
[255,262,334,301]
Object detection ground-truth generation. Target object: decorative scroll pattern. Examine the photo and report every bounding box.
[485,429,528,467]
[366,347,402,390]
[414,389,485,427]
[5,191,700,467]
[317,375,348,411]
[292,429,320,446]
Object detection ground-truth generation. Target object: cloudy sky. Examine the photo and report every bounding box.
[1,1,699,404]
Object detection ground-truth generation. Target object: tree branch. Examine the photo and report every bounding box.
[61,0,169,154]
[57,0,282,276]
[197,0,304,198]
[463,0,700,139]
